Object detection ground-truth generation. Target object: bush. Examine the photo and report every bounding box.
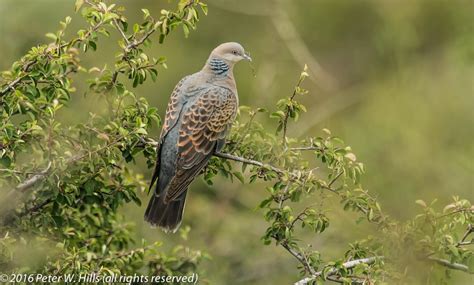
[0,1,472,284]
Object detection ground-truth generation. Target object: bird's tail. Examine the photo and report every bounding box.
[144,191,187,233]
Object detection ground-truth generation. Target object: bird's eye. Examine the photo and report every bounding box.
[232,50,238,55]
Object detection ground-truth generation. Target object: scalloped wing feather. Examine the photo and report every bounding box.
[164,87,237,202]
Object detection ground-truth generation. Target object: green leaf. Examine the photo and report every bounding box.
[141,8,150,19]
[415,200,427,208]
[270,111,285,119]
[74,0,84,12]
[233,171,245,183]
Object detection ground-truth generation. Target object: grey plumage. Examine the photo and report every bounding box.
[145,42,251,232]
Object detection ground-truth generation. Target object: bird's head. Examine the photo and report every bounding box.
[210,42,252,64]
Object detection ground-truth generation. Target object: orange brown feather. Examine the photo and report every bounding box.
[164,87,237,202]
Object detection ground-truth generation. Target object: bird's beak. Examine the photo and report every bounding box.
[243,52,252,62]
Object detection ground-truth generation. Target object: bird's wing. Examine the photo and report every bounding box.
[148,76,189,192]
[164,86,237,202]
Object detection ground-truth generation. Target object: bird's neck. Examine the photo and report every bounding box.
[206,58,233,77]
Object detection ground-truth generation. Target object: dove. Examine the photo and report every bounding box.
[145,42,251,232]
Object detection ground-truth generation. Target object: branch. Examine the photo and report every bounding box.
[2,162,52,212]
[112,18,130,45]
[294,256,383,285]
[14,162,52,192]
[214,152,286,175]
[143,139,305,179]
[318,171,344,194]
[17,198,53,218]
[289,206,311,231]
[437,208,472,219]
[294,254,473,285]
[428,257,473,274]
[456,224,473,247]
[328,171,343,188]
[280,240,317,276]
[289,146,321,151]
[0,60,37,97]
[127,28,156,51]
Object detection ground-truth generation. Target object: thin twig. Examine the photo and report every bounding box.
[112,18,130,45]
[290,146,321,151]
[214,152,285,175]
[17,198,53,218]
[126,27,156,51]
[328,171,343,188]
[289,207,310,231]
[456,224,473,247]
[437,208,472,219]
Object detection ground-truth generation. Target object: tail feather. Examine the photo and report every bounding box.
[144,191,187,233]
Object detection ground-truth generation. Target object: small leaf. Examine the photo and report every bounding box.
[415,200,427,208]
[74,0,84,12]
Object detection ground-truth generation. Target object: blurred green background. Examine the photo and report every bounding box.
[1,0,472,284]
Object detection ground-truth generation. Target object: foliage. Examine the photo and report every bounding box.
[0,1,472,284]
[0,0,207,278]
[207,66,473,283]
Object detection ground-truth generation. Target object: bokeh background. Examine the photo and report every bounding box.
[1,0,472,284]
